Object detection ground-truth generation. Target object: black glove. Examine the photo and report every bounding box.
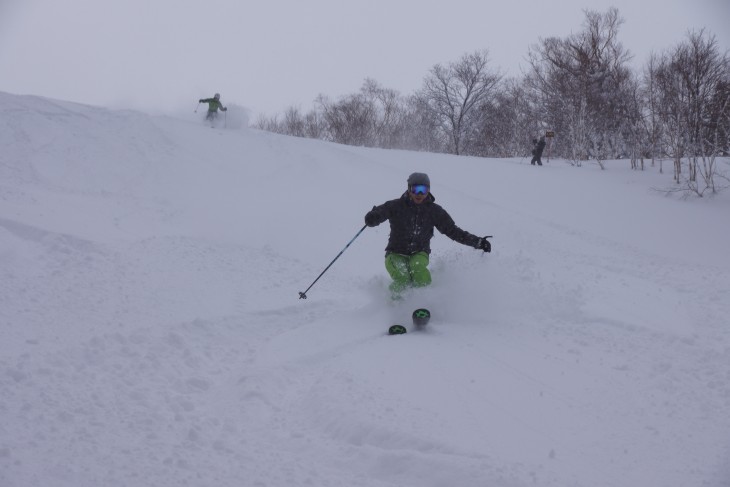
[476,236,491,253]
[364,208,379,227]
[222,107,227,111]
[199,99,204,103]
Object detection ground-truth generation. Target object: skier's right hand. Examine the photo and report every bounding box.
[364,208,379,227]
[199,99,204,103]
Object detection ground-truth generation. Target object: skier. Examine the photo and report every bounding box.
[364,172,491,298]
[198,93,227,122]
[530,136,546,166]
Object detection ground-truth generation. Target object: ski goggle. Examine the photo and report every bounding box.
[410,184,429,195]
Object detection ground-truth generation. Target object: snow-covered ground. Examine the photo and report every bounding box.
[1,91,729,487]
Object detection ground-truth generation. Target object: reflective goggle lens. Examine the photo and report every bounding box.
[411,184,429,195]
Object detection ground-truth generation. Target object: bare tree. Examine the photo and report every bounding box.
[316,93,376,146]
[642,53,665,171]
[653,56,686,182]
[282,106,306,138]
[400,95,446,153]
[471,78,535,157]
[359,79,409,149]
[302,110,326,140]
[526,7,634,166]
[653,30,730,195]
[310,80,411,148]
[418,50,501,155]
[253,113,283,134]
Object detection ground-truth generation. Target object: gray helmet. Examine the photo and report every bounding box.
[214,93,220,100]
[407,172,430,187]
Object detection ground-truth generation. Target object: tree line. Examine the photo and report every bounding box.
[254,8,729,196]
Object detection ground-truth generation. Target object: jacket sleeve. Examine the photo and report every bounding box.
[434,207,481,248]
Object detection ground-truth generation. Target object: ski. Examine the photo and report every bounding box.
[388,324,408,335]
[412,308,431,327]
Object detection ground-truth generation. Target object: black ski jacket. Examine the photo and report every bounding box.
[365,191,481,255]
[534,138,546,157]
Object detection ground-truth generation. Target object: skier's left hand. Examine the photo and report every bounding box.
[222,107,227,111]
[477,236,492,253]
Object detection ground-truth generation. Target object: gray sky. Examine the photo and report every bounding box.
[1,0,728,119]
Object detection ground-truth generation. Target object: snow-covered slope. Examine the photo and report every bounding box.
[1,91,729,487]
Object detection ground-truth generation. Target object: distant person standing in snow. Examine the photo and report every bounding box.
[530,136,546,166]
[198,93,227,121]
[364,172,492,298]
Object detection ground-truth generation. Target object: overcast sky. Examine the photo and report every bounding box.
[1,0,728,119]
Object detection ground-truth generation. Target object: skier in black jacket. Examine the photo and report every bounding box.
[531,136,546,165]
[364,172,491,297]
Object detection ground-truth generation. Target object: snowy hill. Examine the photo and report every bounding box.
[1,91,729,487]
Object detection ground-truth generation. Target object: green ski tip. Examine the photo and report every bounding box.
[412,308,431,326]
[388,325,408,335]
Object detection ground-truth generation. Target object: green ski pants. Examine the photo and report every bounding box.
[385,252,431,295]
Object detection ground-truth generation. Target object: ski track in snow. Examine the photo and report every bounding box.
[1,92,729,487]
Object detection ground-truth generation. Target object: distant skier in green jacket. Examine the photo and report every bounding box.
[198,93,227,121]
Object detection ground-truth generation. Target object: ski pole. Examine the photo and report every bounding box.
[299,224,367,299]
[194,102,200,113]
